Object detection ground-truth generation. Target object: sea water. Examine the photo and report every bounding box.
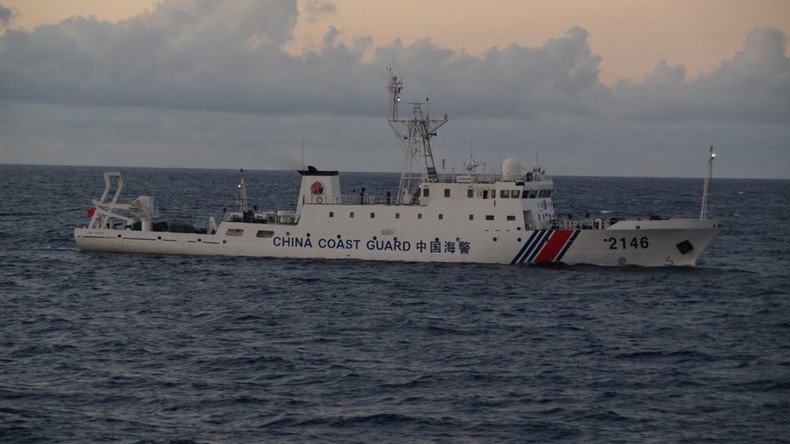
[1,165,788,441]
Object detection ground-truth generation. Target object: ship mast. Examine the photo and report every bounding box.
[700,146,716,219]
[236,169,248,213]
[387,68,448,204]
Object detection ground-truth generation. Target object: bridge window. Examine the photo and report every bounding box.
[256,230,274,238]
[511,190,520,198]
[500,190,510,198]
[529,190,538,198]
[467,189,474,198]
[522,190,529,198]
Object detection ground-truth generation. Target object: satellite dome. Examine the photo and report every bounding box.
[501,158,522,181]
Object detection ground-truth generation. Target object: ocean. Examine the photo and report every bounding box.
[1,164,788,442]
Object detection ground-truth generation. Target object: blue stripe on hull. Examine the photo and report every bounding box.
[523,230,553,264]
[511,230,541,264]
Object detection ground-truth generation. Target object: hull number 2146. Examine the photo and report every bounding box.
[605,236,649,250]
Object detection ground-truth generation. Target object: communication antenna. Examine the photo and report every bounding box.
[700,146,716,219]
[301,134,305,170]
[387,67,448,204]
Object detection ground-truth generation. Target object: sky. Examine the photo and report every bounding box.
[0,0,789,178]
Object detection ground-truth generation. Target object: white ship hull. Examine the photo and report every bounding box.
[75,215,721,267]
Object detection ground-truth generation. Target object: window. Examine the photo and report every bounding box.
[512,190,520,198]
[226,228,244,236]
[521,190,529,198]
[486,215,495,221]
[329,211,334,217]
[395,213,400,219]
[444,188,451,197]
[256,230,274,238]
[507,215,516,221]
[418,213,422,219]
[438,214,443,220]
[500,190,510,198]
[529,190,538,198]
[546,190,552,197]
[350,212,354,218]
[467,189,474,198]
[469,214,474,220]
[423,188,430,197]
[370,212,375,218]
[538,189,547,198]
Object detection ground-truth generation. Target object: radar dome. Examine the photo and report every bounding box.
[501,158,522,181]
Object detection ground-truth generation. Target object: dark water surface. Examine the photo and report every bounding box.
[1,165,788,442]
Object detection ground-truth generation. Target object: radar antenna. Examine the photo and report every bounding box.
[387,67,448,204]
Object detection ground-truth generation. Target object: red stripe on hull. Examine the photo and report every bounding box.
[532,229,574,263]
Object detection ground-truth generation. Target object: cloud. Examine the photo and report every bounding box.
[0,0,787,128]
[303,0,336,23]
[0,0,787,177]
[609,28,790,123]
[0,3,12,27]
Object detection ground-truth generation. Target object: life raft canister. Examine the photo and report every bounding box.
[310,181,324,194]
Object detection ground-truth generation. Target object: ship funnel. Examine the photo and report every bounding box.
[296,166,341,215]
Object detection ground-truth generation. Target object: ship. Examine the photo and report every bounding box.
[74,71,722,266]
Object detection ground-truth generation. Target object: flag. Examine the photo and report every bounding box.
[87,207,96,217]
